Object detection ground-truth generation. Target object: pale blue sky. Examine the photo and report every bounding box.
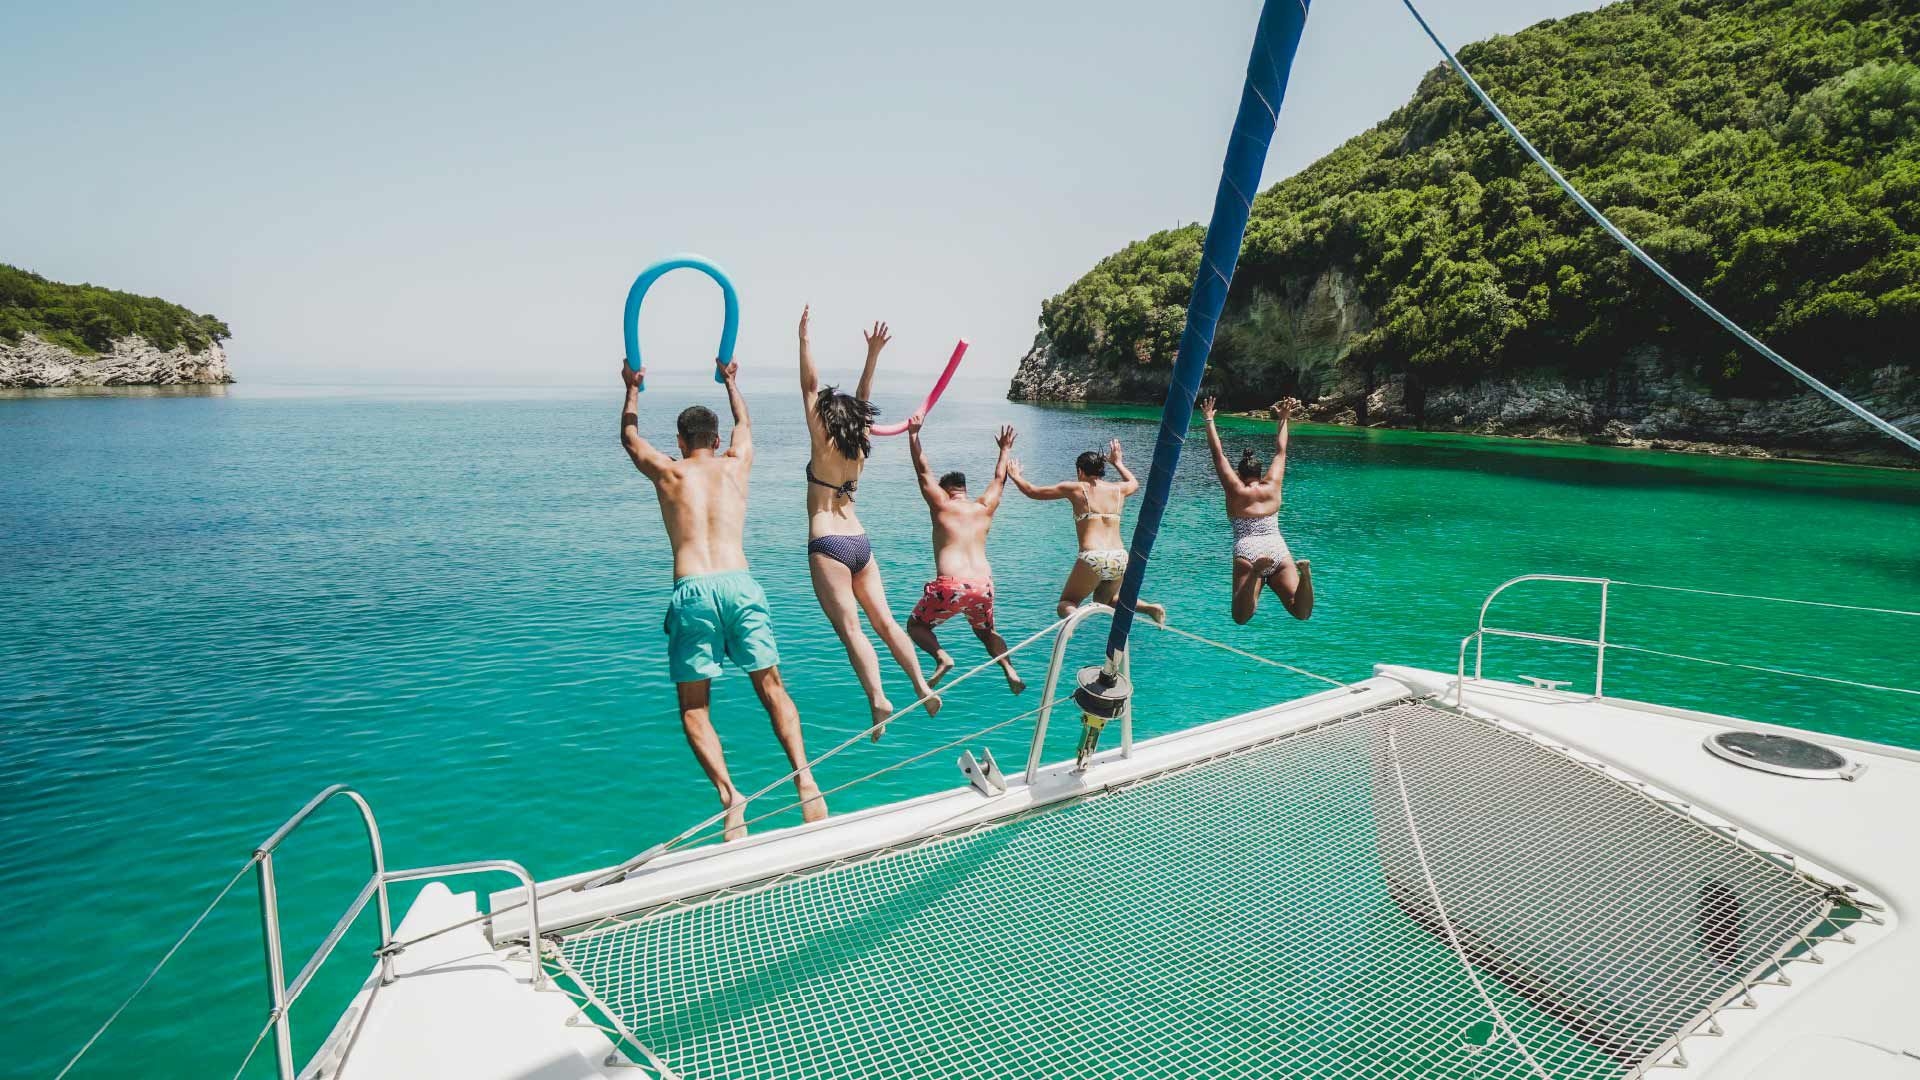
[2,0,1607,388]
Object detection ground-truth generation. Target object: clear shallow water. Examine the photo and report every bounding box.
[2,383,1916,1078]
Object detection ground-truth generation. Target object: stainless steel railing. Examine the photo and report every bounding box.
[252,785,544,1080]
[1453,574,1920,710]
[1454,574,1611,708]
[252,786,391,1079]
[1025,603,1133,784]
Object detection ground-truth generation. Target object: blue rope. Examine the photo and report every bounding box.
[1402,0,1920,456]
[1106,0,1315,661]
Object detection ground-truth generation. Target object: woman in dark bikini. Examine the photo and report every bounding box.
[798,306,940,734]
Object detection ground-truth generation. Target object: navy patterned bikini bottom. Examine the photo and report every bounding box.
[807,533,873,574]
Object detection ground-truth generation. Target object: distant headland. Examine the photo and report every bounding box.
[0,264,231,389]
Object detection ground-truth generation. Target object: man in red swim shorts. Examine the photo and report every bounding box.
[904,415,1025,694]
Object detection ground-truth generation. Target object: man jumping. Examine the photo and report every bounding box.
[904,416,1025,694]
[620,361,825,840]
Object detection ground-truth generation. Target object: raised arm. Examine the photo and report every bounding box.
[798,305,819,403]
[1268,399,1291,484]
[618,365,673,480]
[1200,396,1238,491]
[1106,438,1139,495]
[981,425,1015,511]
[1006,458,1072,501]
[719,361,752,462]
[906,414,942,506]
[855,321,888,401]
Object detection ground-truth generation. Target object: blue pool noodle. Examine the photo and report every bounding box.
[623,254,739,388]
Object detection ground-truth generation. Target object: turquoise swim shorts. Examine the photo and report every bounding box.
[663,570,780,683]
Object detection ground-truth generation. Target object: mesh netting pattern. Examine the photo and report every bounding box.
[560,704,1840,1080]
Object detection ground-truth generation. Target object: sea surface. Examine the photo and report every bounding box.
[3,381,1917,1078]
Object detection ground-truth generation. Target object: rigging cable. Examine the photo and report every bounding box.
[1401,0,1920,456]
[55,855,261,1079]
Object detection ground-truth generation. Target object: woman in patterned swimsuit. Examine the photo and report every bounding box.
[1008,437,1167,625]
[1200,396,1314,624]
[798,306,940,735]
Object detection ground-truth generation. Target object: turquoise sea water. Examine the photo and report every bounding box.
[3,382,1916,1079]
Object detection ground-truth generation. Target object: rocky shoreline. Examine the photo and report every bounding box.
[0,332,232,389]
[1009,332,1920,468]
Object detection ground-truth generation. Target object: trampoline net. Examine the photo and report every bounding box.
[559,703,1844,1079]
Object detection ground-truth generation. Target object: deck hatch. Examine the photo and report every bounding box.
[555,703,1848,1080]
[1704,730,1862,780]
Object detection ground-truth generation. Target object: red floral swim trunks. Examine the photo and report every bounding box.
[910,576,995,632]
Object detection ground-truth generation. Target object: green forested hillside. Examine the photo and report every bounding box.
[0,264,230,355]
[1036,0,1920,402]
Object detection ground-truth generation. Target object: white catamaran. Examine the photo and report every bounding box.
[259,577,1920,1080]
[56,0,1920,1077]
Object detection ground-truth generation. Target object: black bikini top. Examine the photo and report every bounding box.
[806,461,857,502]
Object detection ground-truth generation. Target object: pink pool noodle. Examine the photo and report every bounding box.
[870,339,970,436]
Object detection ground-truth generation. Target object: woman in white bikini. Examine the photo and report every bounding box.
[798,306,940,735]
[1200,396,1313,624]
[1008,437,1167,624]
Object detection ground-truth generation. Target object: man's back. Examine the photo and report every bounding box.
[652,453,751,580]
[929,497,994,581]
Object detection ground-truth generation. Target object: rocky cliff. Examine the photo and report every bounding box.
[1009,273,1920,463]
[0,333,232,389]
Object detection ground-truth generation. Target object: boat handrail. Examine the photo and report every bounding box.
[250,786,392,1080]
[248,786,547,1080]
[1454,575,1920,709]
[1025,603,1130,783]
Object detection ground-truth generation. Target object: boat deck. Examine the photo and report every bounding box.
[1384,667,1920,1078]
[309,883,621,1080]
[317,670,1920,1079]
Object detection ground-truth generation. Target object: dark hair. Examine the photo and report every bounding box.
[938,470,967,491]
[1236,448,1263,483]
[677,405,720,450]
[1075,450,1107,479]
[814,385,877,461]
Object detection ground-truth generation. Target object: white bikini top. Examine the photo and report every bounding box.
[1074,510,1121,522]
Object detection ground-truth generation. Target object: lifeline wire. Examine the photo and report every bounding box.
[581,614,1073,888]
[1150,620,1353,689]
[1402,0,1920,455]
[1611,579,1920,619]
[677,694,1071,849]
[383,616,1076,957]
[56,855,261,1080]
[228,1015,280,1080]
[1608,642,1920,698]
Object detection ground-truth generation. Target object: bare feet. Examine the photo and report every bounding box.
[929,650,956,687]
[1293,560,1315,621]
[921,690,943,718]
[721,791,747,842]
[870,699,893,741]
[795,775,828,823]
[1139,600,1168,626]
[1005,667,1027,695]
